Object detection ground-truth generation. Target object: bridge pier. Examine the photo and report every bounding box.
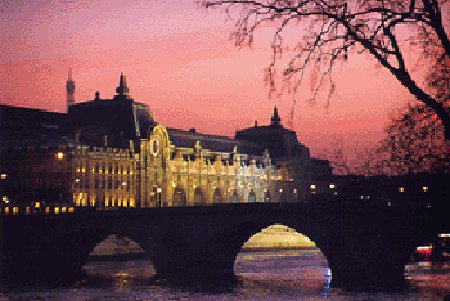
[330,261,406,290]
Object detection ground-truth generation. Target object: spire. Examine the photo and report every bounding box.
[115,72,130,99]
[270,106,281,126]
[66,67,75,111]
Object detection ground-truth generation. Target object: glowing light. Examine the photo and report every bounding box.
[438,233,450,238]
[422,186,428,192]
[68,207,74,213]
[54,207,60,214]
[399,187,405,193]
[279,188,283,193]
[329,184,335,189]
[56,152,64,160]
[0,173,6,180]
[35,202,40,208]
[310,184,316,189]
[13,207,18,214]
[2,196,9,203]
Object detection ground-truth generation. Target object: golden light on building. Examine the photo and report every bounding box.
[399,187,405,193]
[329,183,335,189]
[422,186,428,193]
[54,207,60,214]
[310,184,316,190]
[34,202,40,208]
[0,173,6,180]
[56,152,64,160]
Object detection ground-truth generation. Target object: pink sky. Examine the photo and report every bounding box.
[0,0,427,158]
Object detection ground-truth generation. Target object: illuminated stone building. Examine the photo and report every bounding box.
[0,74,330,211]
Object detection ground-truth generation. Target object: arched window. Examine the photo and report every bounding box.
[248,191,257,202]
[229,190,239,203]
[173,187,186,207]
[194,188,204,206]
[213,188,222,203]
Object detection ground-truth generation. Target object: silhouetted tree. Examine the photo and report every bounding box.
[321,136,379,175]
[377,103,450,174]
[203,0,450,139]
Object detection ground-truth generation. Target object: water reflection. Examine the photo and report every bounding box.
[2,251,450,301]
[234,249,331,295]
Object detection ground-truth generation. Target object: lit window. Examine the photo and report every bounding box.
[0,173,6,180]
[293,189,297,194]
[13,207,18,214]
[35,202,40,208]
[399,187,405,193]
[54,207,60,214]
[310,184,316,190]
[2,196,8,203]
[56,152,64,160]
[422,186,428,193]
[279,188,283,193]
[329,184,335,189]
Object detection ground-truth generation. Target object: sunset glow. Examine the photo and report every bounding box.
[0,0,437,157]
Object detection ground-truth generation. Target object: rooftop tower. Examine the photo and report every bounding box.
[66,68,75,111]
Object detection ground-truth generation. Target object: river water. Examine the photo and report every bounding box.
[1,249,449,301]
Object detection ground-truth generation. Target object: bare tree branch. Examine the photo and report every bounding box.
[202,0,450,139]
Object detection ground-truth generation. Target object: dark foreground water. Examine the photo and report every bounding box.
[1,249,449,301]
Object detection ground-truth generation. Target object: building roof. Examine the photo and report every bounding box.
[167,127,264,155]
[0,104,66,141]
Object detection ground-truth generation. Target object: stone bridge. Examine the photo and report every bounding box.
[0,201,449,290]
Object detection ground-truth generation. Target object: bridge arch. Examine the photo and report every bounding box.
[190,218,334,284]
[234,224,331,290]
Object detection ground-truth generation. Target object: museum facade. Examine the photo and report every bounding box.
[0,74,331,212]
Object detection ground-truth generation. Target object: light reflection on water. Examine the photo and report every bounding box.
[1,250,449,301]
